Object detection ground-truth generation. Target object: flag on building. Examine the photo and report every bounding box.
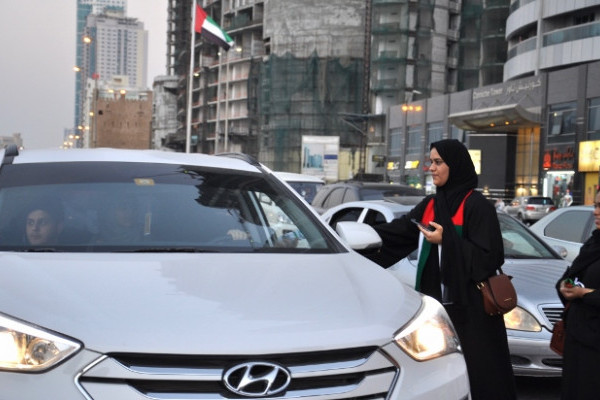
[195,5,234,51]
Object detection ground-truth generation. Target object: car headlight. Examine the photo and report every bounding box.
[394,296,461,361]
[503,306,541,332]
[0,314,81,372]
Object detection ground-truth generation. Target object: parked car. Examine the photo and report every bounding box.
[503,196,556,224]
[0,146,470,399]
[530,205,594,262]
[322,201,568,377]
[274,171,325,203]
[311,181,425,214]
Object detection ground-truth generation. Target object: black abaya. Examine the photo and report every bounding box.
[557,231,600,400]
[368,191,516,400]
[366,138,515,400]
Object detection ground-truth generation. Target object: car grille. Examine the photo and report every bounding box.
[77,347,399,400]
[542,305,565,326]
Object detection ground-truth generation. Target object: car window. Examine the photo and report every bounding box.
[542,209,592,243]
[363,209,387,226]
[323,187,347,209]
[528,197,554,205]
[286,181,324,203]
[498,215,556,259]
[0,162,340,253]
[328,207,364,229]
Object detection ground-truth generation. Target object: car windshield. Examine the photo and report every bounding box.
[286,181,324,203]
[0,162,340,253]
[528,197,554,205]
[498,214,556,259]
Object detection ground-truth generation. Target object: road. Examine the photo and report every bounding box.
[516,376,561,399]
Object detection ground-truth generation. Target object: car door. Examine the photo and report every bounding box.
[536,208,594,261]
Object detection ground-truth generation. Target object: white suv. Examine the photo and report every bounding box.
[0,146,469,399]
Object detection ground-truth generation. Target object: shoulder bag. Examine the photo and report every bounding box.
[477,268,518,315]
[550,303,569,355]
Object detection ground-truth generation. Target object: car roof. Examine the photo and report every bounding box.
[274,171,325,183]
[2,148,262,174]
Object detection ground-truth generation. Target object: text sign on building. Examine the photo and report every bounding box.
[578,140,600,172]
[543,146,575,170]
[468,149,481,175]
[301,135,339,181]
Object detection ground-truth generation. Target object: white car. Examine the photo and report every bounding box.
[530,205,594,262]
[322,200,569,377]
[274,171,325,203]
[0,146,469,399]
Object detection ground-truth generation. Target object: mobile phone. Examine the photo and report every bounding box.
[411,218,434,232]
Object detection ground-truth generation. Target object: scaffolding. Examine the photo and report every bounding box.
[253,52,365,173]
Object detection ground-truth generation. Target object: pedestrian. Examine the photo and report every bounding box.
[365,139,516,399]
[556,189,600,400]
[495,198,505,211]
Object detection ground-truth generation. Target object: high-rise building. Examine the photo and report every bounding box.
[74,0,127,129]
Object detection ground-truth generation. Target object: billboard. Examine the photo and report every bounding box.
[301,135,339,181]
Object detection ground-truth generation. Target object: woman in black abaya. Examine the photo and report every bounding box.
[556,190,600,400]
[366,139,516,399]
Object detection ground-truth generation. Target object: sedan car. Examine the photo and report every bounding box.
[503,196,556,224]
[311,181,425,214]
[0,146,469,399]
[530,205,594,262]
[322,200,568,377]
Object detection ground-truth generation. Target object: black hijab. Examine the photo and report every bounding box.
[431,139,478,305]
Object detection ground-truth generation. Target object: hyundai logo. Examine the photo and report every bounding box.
[223,361,291,397]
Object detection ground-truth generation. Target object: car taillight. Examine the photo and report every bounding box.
[549,206,556,211]
[526,205,535,210]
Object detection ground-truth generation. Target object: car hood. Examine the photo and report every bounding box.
[0,252,421,355]
[502,258,567,303]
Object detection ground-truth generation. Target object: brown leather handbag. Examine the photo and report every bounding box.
[550,303,569,355]
[477,269,518,315]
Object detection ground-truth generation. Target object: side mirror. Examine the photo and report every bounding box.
[551,245,568,259]
[335,221,382,250]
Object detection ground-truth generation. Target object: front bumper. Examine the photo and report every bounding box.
[507,334,562,377]
[0,343,470,400]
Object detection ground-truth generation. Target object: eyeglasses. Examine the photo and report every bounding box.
[426,158,445,167]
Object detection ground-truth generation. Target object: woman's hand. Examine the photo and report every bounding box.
[559,280,595,300]
[418,221,443,244]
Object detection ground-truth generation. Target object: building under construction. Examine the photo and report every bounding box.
[165,0,508,178]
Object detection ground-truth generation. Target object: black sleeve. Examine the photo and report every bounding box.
[364,197,431,268]
[461,192,505,282]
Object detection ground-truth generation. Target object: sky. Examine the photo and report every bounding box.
[0,0,168,149]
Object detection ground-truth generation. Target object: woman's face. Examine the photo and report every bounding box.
[593,191,600,229]
[429,148,450,187]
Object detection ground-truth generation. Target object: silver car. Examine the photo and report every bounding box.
[0,147,469,399]
[322,201,568,377]
[530,205,594,262]
[504,196,557,224]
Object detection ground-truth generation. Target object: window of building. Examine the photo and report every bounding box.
[450,125,464,142]
[389,127,402,157]
[588,97,600,139]
[427,122,443,146]
[548,101,577,143]
[407,125,422,155]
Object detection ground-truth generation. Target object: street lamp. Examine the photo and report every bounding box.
[338,113,382,175]
[400,103,424,186]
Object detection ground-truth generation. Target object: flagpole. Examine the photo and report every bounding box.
[185,0,197,153]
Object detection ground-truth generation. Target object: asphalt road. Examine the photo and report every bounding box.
[516,376,561,399]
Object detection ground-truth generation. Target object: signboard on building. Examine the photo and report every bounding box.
[579,140,600,172]
[468,149,481,175]
[301,135,339,181]
[543,145,575,170]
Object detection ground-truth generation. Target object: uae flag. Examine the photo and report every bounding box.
[195,5,234,51]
